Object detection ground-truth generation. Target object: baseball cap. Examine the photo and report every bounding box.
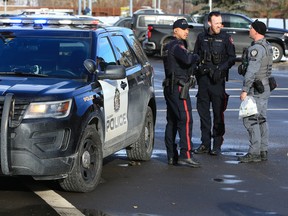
[251,19,267,35]
[173,19,193,30]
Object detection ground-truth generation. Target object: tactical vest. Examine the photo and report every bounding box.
[200,33,227,67]
[251,39,273,81]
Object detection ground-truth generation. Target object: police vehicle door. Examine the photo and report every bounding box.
[110,33,146,141]
[97,35,129,145]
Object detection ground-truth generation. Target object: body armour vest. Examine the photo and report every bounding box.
[249,39,273,81]
[199,32,229,67]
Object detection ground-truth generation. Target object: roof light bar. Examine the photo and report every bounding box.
[34,19,47,24]
[0,16,100,26]
[0,18,22,24]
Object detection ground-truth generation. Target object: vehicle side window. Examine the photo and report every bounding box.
[138,16,146,27]
[97,37,117,71]
[123,20,132,28]
[131,37,149,64]
[111,35,137,68]
[235,16,251,29]
[223,15,250,29]
[116,19,131,28]
[222,15,230,28]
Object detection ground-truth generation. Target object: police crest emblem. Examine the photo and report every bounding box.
[250,49,258,57]
[114,88,120,112]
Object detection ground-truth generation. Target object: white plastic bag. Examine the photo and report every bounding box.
[239,96,258,119]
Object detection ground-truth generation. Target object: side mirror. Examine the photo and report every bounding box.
[84,59,126,80]
[98,65,126,80]
[84,59,97,74]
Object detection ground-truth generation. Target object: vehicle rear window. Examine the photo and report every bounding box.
[137,15,193,27]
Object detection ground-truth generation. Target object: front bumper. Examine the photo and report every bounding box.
[0,94,80,179]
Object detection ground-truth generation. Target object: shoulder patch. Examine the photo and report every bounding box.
[179,44,186,50]
[250,49,258,57]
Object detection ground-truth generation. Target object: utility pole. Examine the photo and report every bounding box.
[129,0,133,17]
[78,0,92,16]
[3,0,8,14]
[209,0,212,12]
[78,0,82,15]
[88,0,92,15]
[183,0,185,14]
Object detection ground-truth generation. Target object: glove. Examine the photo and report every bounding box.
[212,69,222,83]
[192,54,200,64]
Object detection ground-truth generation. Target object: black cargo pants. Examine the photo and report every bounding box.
[164,84,193,160]
[196,75,228,149]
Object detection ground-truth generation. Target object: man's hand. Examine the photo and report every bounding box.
[240,91,247,101]
[192,54,200,64]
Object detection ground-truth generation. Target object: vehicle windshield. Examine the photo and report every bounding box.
[0,33,91,79]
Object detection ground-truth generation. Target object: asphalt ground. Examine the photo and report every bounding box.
[60,59,288,216]
[0,59,287,216]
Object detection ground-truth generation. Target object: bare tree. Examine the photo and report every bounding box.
[245,0,287,18]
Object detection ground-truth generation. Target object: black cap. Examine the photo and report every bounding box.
[173,18,193,30]
[251,19,267,35]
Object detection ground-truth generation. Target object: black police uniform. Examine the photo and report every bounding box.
[193,29,236,154]
[163,36,199,164]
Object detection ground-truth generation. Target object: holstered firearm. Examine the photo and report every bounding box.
[238,47,248,76]
[178,76,196,100]
[253,79,264,93]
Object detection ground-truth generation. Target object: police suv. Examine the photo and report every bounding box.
[0,15,156,192]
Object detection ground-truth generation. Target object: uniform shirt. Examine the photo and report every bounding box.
[193,29,236,71]
[242,38,273,93]
[163,37,199,80]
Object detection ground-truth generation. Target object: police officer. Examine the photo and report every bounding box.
[163,18,200,167]
[193,11,236,155]
[238,20,273,163]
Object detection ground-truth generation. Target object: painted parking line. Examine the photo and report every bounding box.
[26,183,85,216]
[154,88,288,93]
[155,95,288,98]
[157,108,288,112]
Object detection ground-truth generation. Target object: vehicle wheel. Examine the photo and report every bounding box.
[59,125,103,192]
[126,106,154,161]
[271,42,283,63]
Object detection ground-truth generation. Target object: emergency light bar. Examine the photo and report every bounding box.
[0,15,100,26]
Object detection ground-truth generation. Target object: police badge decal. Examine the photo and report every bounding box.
[114,88,120,112]
[250,49,258,57]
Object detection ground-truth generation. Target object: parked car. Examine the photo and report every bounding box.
[113,16,132,28]
[131,13,195,44]
[143,12,288,62]
[134,8,165,14]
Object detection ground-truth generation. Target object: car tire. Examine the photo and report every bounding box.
[59,124,103,192]
[271,42,283,63]
[126,106,154,161]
